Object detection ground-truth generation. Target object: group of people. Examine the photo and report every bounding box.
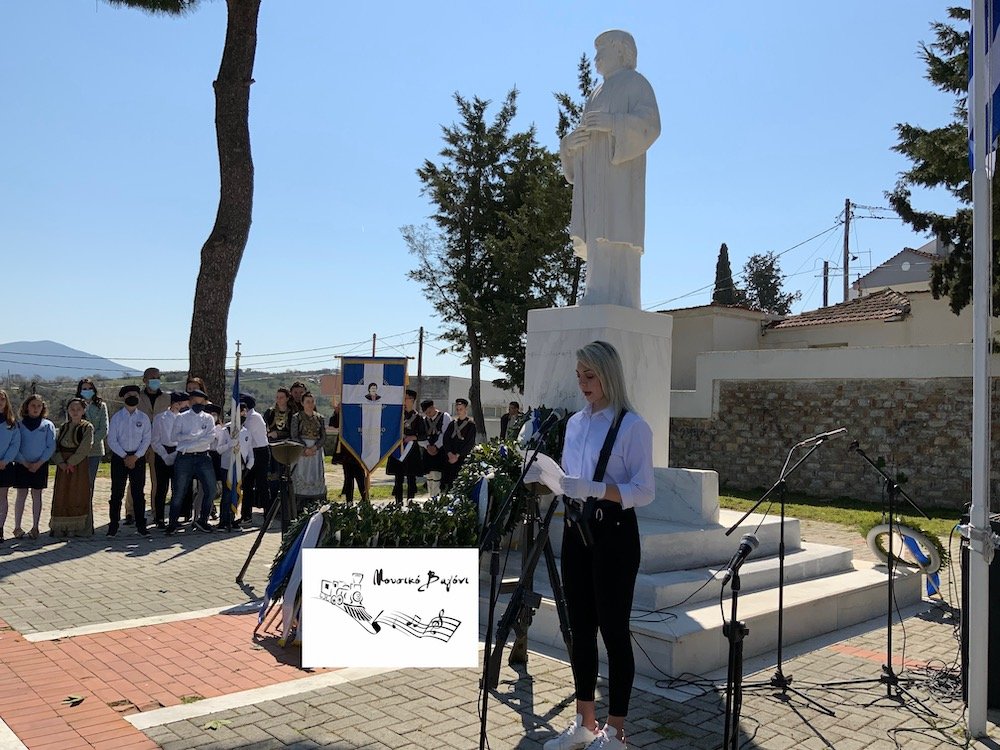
[1,337,652,749]
[383,391,478,503]
[0,369,332,541]
[0,365,497,543]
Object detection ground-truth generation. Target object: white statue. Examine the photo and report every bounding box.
[560,30,661,309]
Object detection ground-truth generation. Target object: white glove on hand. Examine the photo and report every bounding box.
[559,476,606,501]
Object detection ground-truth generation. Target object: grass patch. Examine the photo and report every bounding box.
[718,488,961,541]
[180,694,204,704]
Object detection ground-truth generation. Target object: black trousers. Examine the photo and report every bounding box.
[342,455,367,502]
[152,454,173,524]
[439,457,466,494]
[561,501,640,717]
[110,454,147,533]
[242,447,270,520]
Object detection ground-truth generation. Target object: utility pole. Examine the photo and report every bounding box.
[843,198,851,302]
[823,261,829,308]
[417,326,424,377]
[371,333,376,357]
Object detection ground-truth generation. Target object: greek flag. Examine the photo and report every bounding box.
[226,365,242,520]
[340,358,407,472]
[969,0,1000,171]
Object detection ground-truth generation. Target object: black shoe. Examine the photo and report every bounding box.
[193,520,213,533]
[106,525,119,537]
[123,517,134,526]
[209,509,219,521]
[164,523,179,536]
[137,528,151,537]
[155,520,166,529]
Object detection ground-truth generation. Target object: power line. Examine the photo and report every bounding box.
[643,222,843,310]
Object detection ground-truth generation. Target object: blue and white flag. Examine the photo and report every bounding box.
[969,0,1000,171]
[340,357,407,472]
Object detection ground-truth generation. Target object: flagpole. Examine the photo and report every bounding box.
[968,0,991,736]
[230,342,243,526]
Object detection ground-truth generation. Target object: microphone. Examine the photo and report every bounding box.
[536,411,561,434]
[720,534,759,587]
[798,427,847,447]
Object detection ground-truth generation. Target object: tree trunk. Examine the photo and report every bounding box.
[467,325,487,440]
[188,0,260,405]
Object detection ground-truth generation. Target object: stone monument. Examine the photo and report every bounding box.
[560,29,661,310]
[524,29,677,473]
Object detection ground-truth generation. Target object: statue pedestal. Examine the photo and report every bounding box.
[523,304,672,467]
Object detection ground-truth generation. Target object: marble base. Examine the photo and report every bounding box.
[643,467,720,525]
[523,305,673,466]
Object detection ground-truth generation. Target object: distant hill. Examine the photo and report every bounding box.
[0,341,141,380]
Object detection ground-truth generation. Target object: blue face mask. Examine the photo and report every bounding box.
[80,390,95,400]
[147,379,161,391]
[191,403,205,414]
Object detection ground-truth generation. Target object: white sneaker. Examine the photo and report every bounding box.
[543,714,597,750]
[585,725,626,749]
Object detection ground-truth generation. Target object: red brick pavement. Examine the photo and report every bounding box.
[0,611,326,750]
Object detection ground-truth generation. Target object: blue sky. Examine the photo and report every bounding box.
[2,1,957,382]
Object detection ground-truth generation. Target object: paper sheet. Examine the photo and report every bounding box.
[521,449,565,495]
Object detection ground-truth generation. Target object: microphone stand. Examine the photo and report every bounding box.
[722,570,748,750]
[476,420,556,750]
[846,442,930,699]
[726,437,826,697]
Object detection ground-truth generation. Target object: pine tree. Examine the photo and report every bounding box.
[740,252,801,315]
[402,90,575,432]
[712,243,738,305]
[887,7,1000,315]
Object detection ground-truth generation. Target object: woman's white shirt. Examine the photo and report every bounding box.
[561,404,655,510]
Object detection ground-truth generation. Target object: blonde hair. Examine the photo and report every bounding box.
[576,340,633,413]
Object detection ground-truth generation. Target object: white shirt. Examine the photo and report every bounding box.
[171,408,217,454]
[107,407,151,458]
[244,409,269,449]
[561,404,654,510]
[214,423,254,471]
[151,409,180,465]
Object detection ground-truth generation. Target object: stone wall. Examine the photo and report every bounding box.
[669,378,998,510]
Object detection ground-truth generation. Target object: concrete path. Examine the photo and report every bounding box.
[1,474,998,748]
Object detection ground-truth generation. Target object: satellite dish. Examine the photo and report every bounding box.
[901,261,911,272]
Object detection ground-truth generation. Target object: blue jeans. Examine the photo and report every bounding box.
[169,453,216,525]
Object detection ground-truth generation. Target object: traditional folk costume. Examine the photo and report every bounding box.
[386,407,427,503]
[290,410,327,503]
[440,415,476,494]
[50,419,95,537]
[421,408,451,497]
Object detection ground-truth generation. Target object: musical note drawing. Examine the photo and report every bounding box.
[374,610,461,642]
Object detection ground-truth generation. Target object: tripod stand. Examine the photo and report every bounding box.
[477,420,568,750]
[485,494,572,689]
[236,440,302,584]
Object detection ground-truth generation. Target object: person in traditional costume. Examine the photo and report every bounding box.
[290,391,327,506]
[50,398,95,537]
[76,379,108,506]
[439,398,476,494]
[420,399,451,498]
[386,389,426,504]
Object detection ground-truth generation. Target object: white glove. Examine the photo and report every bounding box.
[559,476,606,501]
[523,462,544,484]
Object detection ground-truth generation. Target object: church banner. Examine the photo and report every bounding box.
[339,357,407,472]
